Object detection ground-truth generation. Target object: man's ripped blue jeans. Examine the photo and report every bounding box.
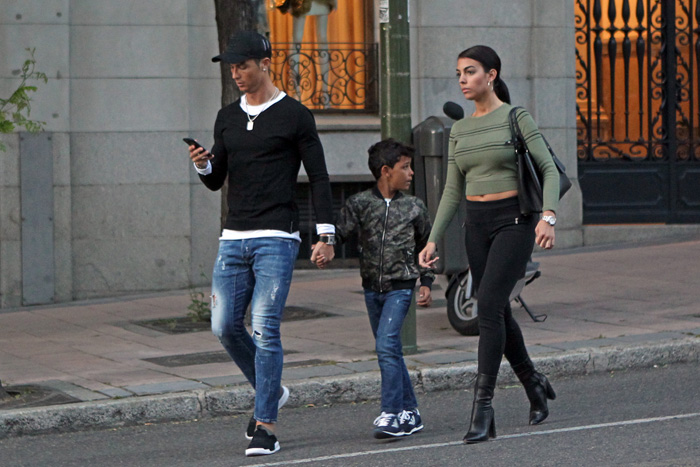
[210,237,299,423]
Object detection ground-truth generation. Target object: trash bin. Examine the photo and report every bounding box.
[412,116,468,275]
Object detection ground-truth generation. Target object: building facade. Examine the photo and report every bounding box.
[0,0,579,306]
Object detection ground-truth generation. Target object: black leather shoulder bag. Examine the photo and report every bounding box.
[508,106,572,215]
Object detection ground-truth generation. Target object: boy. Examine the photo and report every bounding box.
[315,139,434,438]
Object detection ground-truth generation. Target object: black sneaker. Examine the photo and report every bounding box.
[245,425,280,457]
[245,416,257,440]
[373,412,403,439]
[245,386,289,440]
[399,409,424,435]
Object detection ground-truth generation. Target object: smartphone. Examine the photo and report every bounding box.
[183,137,208,152]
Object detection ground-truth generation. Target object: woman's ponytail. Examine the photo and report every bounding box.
[493,77,511,104]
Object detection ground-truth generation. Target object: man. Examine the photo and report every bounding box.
[188,30,335,457]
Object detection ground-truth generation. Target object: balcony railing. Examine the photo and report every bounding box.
[270,43,378,113]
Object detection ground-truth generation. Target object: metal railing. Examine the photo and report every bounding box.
[270,43,378,113]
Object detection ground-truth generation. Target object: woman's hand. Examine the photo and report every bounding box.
[535,211,556,249]
[418,242,439,269]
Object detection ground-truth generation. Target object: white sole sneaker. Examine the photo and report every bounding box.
[245,441,280,457]
[245,386,290,440]
[278,385,289,409]
[246,426,281,457]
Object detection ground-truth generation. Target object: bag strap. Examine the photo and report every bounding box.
[508,106,527,155]
[510,106,568,175]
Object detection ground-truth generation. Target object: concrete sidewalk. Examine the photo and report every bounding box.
[1,239,699,437]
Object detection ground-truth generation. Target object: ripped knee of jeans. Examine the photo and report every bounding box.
[252,325,275,349]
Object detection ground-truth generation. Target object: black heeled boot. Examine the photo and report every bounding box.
[464,373,498,444]
[512,358,556,425]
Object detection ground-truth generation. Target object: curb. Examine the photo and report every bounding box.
[1,337,697,439]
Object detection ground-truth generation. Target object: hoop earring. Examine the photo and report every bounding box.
[488,81,492,88]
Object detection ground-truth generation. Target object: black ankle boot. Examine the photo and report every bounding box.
[464,373,498,443]
[512,359,556,425]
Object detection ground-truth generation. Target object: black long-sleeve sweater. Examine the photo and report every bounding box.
[200,95,333,233]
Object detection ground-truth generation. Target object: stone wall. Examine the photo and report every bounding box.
[409,0,582,248]
[0,0,578,306]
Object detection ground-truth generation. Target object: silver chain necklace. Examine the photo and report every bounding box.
[244,88,279,131]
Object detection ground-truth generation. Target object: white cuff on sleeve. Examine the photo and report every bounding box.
[194,161,212,175]
[316,223,335,235]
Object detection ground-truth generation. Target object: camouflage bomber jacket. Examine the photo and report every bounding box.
[335,186,435,293]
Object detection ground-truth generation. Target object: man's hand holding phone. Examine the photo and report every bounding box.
[184,138,212,169]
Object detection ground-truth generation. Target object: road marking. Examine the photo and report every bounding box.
[255,412,700,466]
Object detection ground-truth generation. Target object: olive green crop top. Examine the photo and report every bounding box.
[428,104,559,243]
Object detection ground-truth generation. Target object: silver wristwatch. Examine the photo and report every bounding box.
[541,215,557,226]
[319,234,336,245]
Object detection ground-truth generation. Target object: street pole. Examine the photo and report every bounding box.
[379,0,417,355]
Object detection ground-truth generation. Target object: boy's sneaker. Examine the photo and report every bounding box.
[245,386,290,440]
[245,425,280,457]
[399,409,424,435]
[373,412,404,439]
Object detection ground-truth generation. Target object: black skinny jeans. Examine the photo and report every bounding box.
[464,197,536,377]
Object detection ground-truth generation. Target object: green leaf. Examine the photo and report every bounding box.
[1,47,46,138]
[0,119,15,133]
[27,120,45,132]
[12,112,27,125]
[8,89,29,106]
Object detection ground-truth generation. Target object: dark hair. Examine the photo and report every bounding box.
[367,138,414,180]
[458,45,511,104]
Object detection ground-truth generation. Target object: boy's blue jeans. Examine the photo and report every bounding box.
[210,238,299,423]
[364,288,418,414]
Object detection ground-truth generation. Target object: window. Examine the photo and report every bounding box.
[267,0,377,112]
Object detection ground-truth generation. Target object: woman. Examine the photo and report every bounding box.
[418,45,558,443]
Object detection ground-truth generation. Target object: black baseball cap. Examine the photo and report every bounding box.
[212,31,272,63]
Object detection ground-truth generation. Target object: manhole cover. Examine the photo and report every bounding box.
[0,385,81,410]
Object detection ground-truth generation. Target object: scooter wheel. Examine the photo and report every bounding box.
[446,270,480,336]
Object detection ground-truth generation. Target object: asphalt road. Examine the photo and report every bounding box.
[2,363,699,467]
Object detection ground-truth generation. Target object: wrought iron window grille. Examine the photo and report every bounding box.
[270,42,379,113]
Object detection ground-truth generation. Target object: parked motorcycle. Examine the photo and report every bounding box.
[441,102,546,336]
